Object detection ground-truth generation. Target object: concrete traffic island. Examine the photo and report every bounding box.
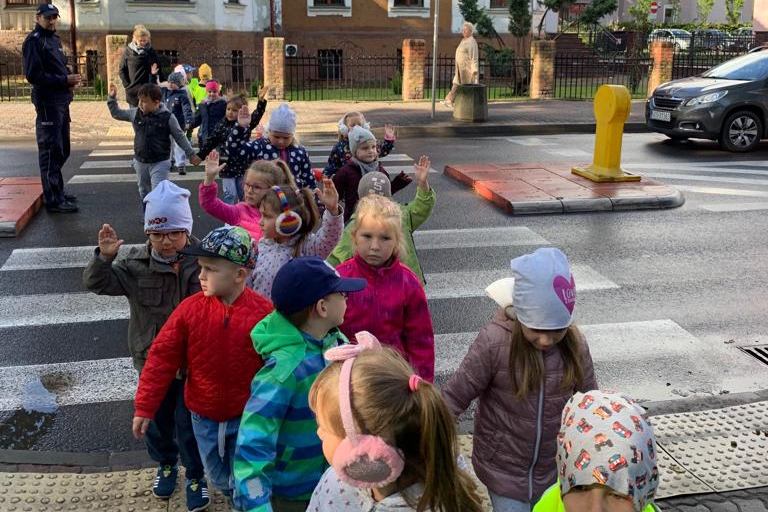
[446,84,685,215]
[0,178,43,237]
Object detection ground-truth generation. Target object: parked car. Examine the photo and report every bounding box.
[691,29,728,51]
[725,27,755,52]
[648,29,692,51]
[646,47,768,152]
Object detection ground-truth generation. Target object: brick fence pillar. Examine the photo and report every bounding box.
[106,35,128,101]
[647,41,674,98]
[402,39,426,101]
[530,40,555,99]
[263,37,285,100]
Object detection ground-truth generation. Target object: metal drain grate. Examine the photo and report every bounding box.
[739,345,768,366]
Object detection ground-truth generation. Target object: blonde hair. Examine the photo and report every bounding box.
[351,194,405,259]
[132,25,151,40]
[505,307,587,400]
[309,348,485,512]
[246,159,297,189]
[338,111,366,141]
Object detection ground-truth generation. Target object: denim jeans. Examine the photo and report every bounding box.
[190,412,241,496]
[222,176,244,205]
[489,491,531,512]
[144,378,205,480]
[133,159,171,200]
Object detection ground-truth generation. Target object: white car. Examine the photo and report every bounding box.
[648,29,692,51]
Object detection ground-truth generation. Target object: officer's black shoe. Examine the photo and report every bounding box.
[63,194,78,203]
[46,200,79,213]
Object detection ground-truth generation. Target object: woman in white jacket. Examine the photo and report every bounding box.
[444,21,480,107]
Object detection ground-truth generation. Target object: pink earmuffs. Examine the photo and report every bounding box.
[324,331,405,488]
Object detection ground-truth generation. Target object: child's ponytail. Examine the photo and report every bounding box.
[274,159,298,189]
[413,382,485,512]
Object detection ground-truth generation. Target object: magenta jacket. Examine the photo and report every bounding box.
[442,308,597,503]
[198,181,262,241]
[336,254,435,382]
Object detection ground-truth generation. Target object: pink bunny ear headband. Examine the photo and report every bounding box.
[324,331,422,488]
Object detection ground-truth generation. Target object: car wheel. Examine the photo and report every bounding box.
[719,111,762,152]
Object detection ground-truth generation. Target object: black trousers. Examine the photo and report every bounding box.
[35,103,70,206]
[144,377,205,480]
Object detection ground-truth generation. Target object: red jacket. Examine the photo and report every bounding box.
[134,288,274,422]
[337,254,435,381]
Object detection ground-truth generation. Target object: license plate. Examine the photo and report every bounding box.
[650,110,671,122]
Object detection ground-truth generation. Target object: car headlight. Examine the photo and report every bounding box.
[685,91,727,106]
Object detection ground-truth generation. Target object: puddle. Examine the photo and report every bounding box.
[0,371,73,450]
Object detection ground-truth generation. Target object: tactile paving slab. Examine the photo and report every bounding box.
[655,445,715,498]
[653,401,768,494]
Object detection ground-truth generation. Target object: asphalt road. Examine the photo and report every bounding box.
[0,131,767,453]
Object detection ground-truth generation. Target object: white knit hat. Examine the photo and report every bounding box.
[348,125,376,155]
[485,248,575,330]
[143,180,193,234]
[267,103,297,134]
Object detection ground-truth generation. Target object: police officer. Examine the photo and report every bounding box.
[22,4,81,213]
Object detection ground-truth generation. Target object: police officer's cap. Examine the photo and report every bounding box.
[36,4,60,16]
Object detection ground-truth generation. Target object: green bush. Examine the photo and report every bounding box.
[93,75,107,96]
[391,70,402,95]
[249,80,263,98]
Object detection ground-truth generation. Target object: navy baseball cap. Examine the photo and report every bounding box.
[272,257,366,316]
[36,4,59,16]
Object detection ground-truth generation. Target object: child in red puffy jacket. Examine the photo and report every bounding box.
[133,226,273,506]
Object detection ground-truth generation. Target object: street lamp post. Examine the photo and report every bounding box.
[430,0,440,119]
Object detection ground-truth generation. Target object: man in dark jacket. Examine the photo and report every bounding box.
[22,4,81,213]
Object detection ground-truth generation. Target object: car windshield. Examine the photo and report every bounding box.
[671,30,690,36]
[703,52,768,80]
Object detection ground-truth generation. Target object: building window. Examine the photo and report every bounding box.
[307,0,351,16]
[4,0,40,6]
[156,50,179,73]
[489,0,506,7]
[318,49,342,80]
[388,0,430,17]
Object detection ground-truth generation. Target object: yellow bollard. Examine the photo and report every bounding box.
[572,84,641,183]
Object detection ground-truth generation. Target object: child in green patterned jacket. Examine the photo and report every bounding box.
[233,257,367,512]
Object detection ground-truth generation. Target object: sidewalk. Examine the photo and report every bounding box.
[3,393,768,511]
[0,98,648,141]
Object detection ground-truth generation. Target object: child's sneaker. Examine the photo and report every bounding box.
[178,166,187,176]
[152,464,178,499]
[185,478,210,512]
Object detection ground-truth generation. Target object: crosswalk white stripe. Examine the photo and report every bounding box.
[0,263,611,326]
[0,293,127,328]
[699,202,768,212]
[0,357,137,412]
[505,137,557,146]
[310,154,413,165]
[97,141,133,147]
[1,227,546,272]
[675,185,768,198]
[625,166,768,177]
[4,318,762,410]
[437,320,768,402]
[83,154,416,169]
[80,160,132,169]
[641,172,768,186]
[89,150,135,157]
[626,160,768,169]
[425,264,618,300]
[69,166,435,185]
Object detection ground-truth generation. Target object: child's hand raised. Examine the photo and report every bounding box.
[258,85,270,101]
[132,416,151,439]
[237,105,251,128]
[384,124,396,140]
[150,63,159,75]
[315,178,339,216]
[414,155,431,191]
[204,150,226,185]
[98,223,124,258]
[108,83,117,99]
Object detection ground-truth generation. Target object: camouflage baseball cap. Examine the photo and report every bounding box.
[180,226,256,268]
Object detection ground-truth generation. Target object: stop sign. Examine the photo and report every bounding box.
[650,1,658,13]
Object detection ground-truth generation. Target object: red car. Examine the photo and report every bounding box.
[576,418,593,434]
[612,421,633,439]
[631,415,644,432]
[575,449,591,470]
[608,454,628,471]
[610,401,626,412]
[578,395,594,410]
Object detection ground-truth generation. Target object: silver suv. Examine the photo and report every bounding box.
[646,48,768,152]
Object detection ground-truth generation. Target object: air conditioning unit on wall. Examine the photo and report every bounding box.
[285,44,298,57]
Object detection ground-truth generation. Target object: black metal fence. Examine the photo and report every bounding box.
[285,53,401,101]
[191,53,263,97]
[0,52,107,101]
[554,53,652,100]
[425,54,531,101]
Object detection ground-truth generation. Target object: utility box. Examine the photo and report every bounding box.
[453,84,488,123]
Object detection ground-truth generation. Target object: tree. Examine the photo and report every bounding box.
[667,0,681,22]
[508,0,532,37]
[578,0,618,25]
[697,0,714,22]
[458,0,505,46]
[627,0,653,28]
[724,0,745,25]
[535,0,575,38]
